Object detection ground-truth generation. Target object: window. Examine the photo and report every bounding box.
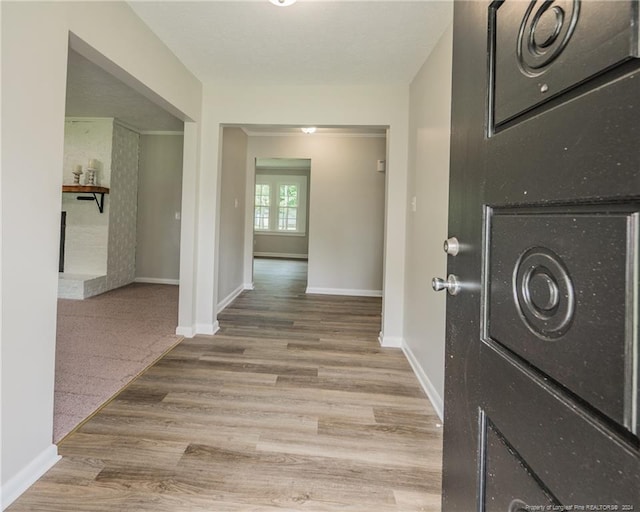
[254,174,307,235]
[278,184,298,231]
[254,183,270,231]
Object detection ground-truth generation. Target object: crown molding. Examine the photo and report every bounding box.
[139,130,184,135]
[243,130,385,138]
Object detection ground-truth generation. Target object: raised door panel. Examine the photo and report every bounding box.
[486,207,638,431]
[492,0,639,128]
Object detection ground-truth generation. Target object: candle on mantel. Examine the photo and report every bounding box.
[88,159,98,170]
[72,164,83,184]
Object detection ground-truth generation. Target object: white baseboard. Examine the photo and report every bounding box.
[1,444,60,510]
[134,277,179,285]
[401,340,444,421]
[195,321,220,336]
[217,284,244,312]
[378,332,403,348]
[177,321,221,338]
[254,252,308,259]
[176,325,195,338]
[306,287,382,297]
[243,282,254,290]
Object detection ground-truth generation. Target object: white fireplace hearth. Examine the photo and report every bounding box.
[58,273,107,300]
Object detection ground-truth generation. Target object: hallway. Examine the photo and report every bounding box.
[9,259,443,511]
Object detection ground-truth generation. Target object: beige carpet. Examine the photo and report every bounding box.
[54,283,180,443]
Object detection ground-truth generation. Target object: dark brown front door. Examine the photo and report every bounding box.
[442,1,639,509]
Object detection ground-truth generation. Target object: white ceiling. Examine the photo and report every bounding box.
[65,1,452,132]
[128,0,453,86]
[65,49,184,132]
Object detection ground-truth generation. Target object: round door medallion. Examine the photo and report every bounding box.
[532,5,564,49]
[517,0,581,76]
[513,247,575,339]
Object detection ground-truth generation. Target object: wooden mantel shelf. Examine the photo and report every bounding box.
[62,185,110,213]
[62,185,110,194]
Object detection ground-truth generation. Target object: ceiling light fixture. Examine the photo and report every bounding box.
[301,127,316,134]
[269,0,297,6]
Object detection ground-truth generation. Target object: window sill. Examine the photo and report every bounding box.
[255,231,306,237]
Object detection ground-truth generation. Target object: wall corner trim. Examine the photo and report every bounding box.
[243,282,255,291]
[1,444,60,511]
[378,333,403,348]
[305,287,382,298]
[176,325,195,338]
[217,285,245,313]
[139,130,184,136]
[401,341,444,421]
[195,322,220,336]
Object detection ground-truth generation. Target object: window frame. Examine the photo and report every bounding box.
[254,174,308,236]
[254,182,271,232]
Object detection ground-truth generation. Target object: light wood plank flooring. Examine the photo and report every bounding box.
[9,259,443,511]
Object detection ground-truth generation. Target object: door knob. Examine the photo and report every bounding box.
[432,274,461,295]
[443,237,459,256]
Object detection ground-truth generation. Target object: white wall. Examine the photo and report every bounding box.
[403,24,454,419]
[61,118,139,292]
[62,118,113,276]
[136,134,184,283]
[62,118,140,294]
[254,233,309,259]
[1,2,201,507]
[248,134,385,295]
[217,127,247,307]
[196,85,409,345]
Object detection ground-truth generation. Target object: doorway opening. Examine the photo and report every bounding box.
[253,157,311,290]
[216,125,387,340]
[54,42,187,443]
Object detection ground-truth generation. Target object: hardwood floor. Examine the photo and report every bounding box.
[8,259,443,511]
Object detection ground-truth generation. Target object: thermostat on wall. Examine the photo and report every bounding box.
[377,160,386,172]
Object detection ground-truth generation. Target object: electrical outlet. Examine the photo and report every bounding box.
[411,196,417,212]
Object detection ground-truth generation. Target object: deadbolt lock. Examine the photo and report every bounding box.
[443,237,460,256]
